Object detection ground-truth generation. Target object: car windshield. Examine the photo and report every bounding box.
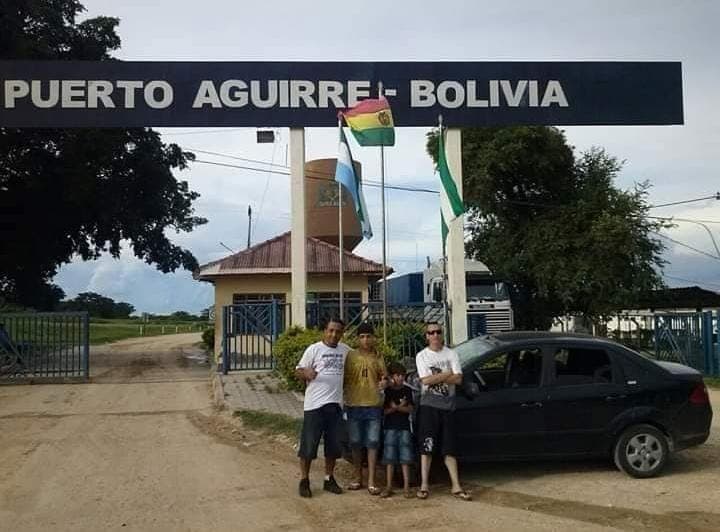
[454,336,497,367]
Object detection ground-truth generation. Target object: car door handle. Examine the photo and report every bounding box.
[520,402,543,408]
[605,394,627,402]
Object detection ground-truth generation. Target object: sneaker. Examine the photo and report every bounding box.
[299,478,312,498]
[323,476,343,494]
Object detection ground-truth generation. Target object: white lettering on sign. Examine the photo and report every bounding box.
[2,78,569,112]
[3,79,174,109]
[409,79,569,109]
[410,80,435,107]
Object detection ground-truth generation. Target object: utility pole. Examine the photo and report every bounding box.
[247,205,252,248]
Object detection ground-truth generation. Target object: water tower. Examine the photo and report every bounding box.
[304,158,363,251]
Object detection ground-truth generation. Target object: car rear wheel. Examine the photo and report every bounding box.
[613,424,669,478]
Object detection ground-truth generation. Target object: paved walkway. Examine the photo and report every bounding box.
[219,371,304,419]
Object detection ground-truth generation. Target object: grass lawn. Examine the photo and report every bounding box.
[705,377,720,390]
[89,319,210,345]
[232,409,302,439]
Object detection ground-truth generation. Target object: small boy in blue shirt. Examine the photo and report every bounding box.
[380,361,415,498]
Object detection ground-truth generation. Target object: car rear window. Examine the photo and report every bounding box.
[553,347,613,385]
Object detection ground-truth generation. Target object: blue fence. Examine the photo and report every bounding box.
[0,312,90,381]
[609,310,719,376]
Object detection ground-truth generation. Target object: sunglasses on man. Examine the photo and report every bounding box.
[426,329,443,336]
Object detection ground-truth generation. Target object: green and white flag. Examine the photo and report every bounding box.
[438,127,465,254]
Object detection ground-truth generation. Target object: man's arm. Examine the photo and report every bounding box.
[446,349,463,385]
[445,373,463,385]
[419,371,454,386]
[295,367,317,382]
[295,347,317,382]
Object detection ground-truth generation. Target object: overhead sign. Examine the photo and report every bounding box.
[0,61,683,127]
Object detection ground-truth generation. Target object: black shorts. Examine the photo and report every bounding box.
[297,403,343,460]
[417,405,456,456]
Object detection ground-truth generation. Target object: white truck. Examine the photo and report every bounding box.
[423,259,514,334]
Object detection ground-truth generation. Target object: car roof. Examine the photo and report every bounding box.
[479,331,623,349]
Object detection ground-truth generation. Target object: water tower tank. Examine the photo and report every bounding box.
[305,158,363,251]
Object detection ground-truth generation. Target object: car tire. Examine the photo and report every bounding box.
[613,424,669,478]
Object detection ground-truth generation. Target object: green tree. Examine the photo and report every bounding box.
[0,0,206,308]
[59,291,134,318]
[427,127,668,329]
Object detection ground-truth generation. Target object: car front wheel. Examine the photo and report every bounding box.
[613,424,669,478]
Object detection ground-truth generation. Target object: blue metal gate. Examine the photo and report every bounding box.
[0,312,90,381]
[222,301,289,372]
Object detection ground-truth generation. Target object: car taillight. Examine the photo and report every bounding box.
[689,383,709,405]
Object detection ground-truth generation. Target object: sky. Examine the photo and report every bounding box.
[54,0,720,314]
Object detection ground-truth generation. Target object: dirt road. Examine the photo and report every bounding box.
[1,334,719,531]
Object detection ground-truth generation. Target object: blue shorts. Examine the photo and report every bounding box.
[382,429,414,465]
[346,406,382,450]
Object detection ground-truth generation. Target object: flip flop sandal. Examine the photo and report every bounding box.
[346,481,362,490]
[403,490,414,499]
[379,489,393,498]
[416,489,429,500]
[452,490,472,501]
[367,486,382,496]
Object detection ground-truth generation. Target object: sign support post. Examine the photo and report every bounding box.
[290,127,307,327]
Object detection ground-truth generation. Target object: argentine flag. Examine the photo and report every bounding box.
[335,127,373,239]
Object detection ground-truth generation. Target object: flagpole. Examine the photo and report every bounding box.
[378,81,388,345]
[338,117,345,322]
[438,114,451,341]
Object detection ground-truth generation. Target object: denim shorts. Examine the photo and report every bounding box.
[382,429,414,465]
[346,406,382,450]
[297,403,343,460]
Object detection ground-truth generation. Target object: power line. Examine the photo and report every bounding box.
[191,158,441,194]
[649,193,719,209]
[663,274,720,290]
[161,128,247,136]
[652,231,720,260]
[186,147,288,168]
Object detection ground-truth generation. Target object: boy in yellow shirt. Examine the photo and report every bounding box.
[343,323,386,495]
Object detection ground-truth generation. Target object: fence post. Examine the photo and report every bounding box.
[702,311,713,375]
[222,306,229,375]
[83,312,90,379]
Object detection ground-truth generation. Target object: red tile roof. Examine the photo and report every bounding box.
[196,232,391,279]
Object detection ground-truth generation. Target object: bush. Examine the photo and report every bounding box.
[273,326,322,391]
[201,327,215,352]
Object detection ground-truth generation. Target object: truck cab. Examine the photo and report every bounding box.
[424,259,514,334]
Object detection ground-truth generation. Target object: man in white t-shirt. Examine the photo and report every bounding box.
[415,322,471,501]
[294,318,350,498]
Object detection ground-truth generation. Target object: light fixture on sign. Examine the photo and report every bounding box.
[256,129,275,143]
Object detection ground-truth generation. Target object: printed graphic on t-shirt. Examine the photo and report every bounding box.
[428,366,450,396]
[320,352,345,374]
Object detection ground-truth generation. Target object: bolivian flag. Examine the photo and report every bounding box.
[342,97,395,147]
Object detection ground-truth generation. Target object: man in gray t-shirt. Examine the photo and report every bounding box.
[414,322,471,501]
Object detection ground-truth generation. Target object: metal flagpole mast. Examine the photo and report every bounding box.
[338,117,345,322]
[378,81,388,344]
[439,114,451,341]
